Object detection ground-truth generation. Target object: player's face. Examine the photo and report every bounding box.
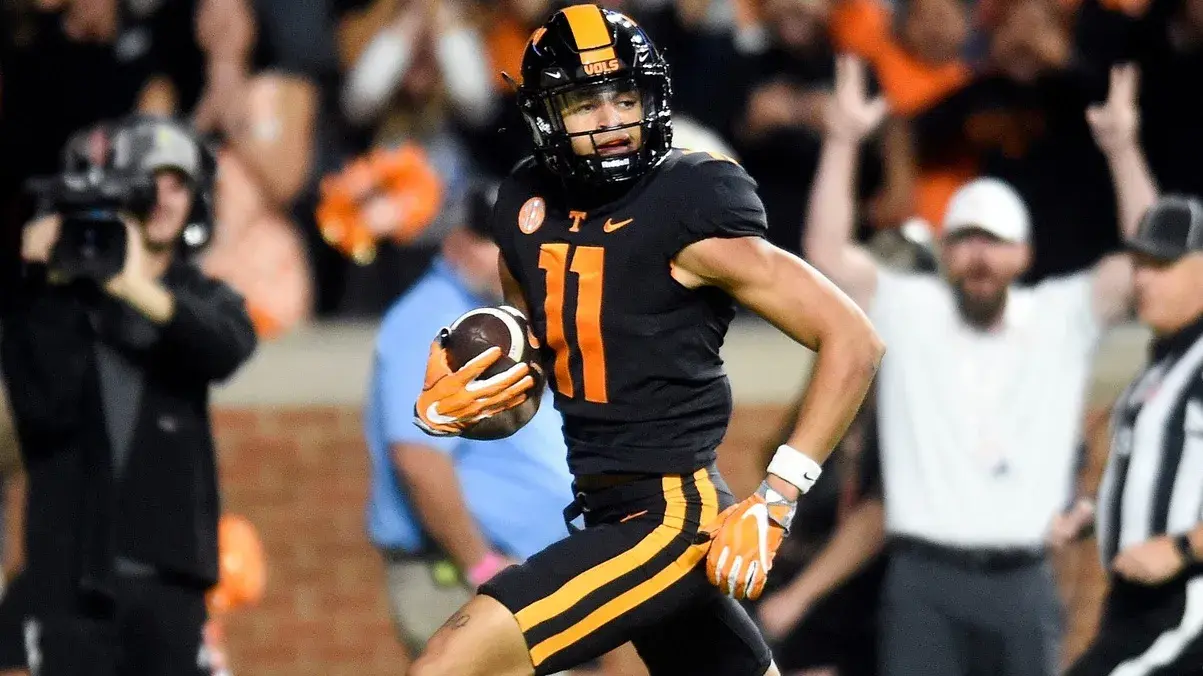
[145,169,193,253]
[1134,253,1203,334]
[557,81,645,158]
[941,230,1030,328]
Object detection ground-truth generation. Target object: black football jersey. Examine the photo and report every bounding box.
[492,149,768,476]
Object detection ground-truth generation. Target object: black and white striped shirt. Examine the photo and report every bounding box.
[1098,318,1203,565]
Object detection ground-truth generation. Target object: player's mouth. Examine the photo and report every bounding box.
[594,136,634,156]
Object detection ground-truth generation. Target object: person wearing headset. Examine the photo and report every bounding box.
[0,115,257,676]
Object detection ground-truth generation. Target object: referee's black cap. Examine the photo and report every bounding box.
[1128,195,1203,262]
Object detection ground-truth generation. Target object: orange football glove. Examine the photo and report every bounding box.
[413,331,534,437]
[704,480,797,600]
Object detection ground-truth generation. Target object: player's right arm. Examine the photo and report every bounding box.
[802,55,888,309]
[381,323,516,582]
[472,254,544,434]
[498,254,530,319]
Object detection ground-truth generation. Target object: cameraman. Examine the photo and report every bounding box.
[0,115,256,675]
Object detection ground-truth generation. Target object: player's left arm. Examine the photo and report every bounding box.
[675,237,885,487]
[674,236,884,600]
[492,253,544,425]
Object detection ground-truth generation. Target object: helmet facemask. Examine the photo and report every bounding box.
[519,69,673,186]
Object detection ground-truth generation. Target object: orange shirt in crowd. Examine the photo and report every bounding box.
[830,0,977,230]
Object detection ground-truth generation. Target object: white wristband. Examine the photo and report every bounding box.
[767,445,823,494]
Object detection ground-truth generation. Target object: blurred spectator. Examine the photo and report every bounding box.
[0,0,241,298]
[198,147,315,340]
[802,56,1153,676]
[729,0,883,254]
[630,0,750,134]
[361,180,571,653]
[829,0,974,230]
[2,115,257,676]
[457,0,560,178]
[0,366,24,676]
[912,0,1120,281]
[342,0,497,129]
[1076,0,1203,199]
[333,0,496,315]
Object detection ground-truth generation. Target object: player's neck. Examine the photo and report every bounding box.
[561,177,637,211]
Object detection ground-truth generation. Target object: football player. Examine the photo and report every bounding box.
[409,6,884,676]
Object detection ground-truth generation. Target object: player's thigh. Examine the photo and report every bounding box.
[409,594,535,676]
[118,579,208,676]
[409,523,649,676]
[384,557,473,652]
[631,580,772,676]
[479,502,715,675]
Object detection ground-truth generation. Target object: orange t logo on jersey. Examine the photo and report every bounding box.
[569,210,588,232]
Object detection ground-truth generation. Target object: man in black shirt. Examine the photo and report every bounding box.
[0,115,256,676]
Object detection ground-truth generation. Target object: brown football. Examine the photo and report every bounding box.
[443,306,533,377]
[443,306,544,441]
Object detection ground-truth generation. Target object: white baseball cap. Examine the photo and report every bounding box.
[941,178,1030,244]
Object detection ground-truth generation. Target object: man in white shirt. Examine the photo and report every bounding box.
[784,57,1156,676]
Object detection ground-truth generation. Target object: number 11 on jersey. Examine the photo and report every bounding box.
[538,243,608,403]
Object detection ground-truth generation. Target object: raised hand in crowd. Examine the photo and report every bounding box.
[192,0,257,135]
[1086,62,1158,242]
[1086,63,1140,157]
[825,54,889,144]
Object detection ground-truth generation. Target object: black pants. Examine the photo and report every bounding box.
[14,570,209,676]
[879,540,1063,676]
[1068,575,1203,676]
[480,466,772,676]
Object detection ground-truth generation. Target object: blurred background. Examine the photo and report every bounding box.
[1,0,1200,674]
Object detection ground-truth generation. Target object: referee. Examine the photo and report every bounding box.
[1069,195,1203,675]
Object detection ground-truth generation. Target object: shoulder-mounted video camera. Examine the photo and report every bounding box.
[25,171,157,282]
[23,115,217,282]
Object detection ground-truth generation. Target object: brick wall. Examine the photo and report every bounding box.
[212,404,1114,675]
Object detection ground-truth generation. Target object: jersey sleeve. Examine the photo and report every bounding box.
[489,161,539,287]
[674,156,769,253]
